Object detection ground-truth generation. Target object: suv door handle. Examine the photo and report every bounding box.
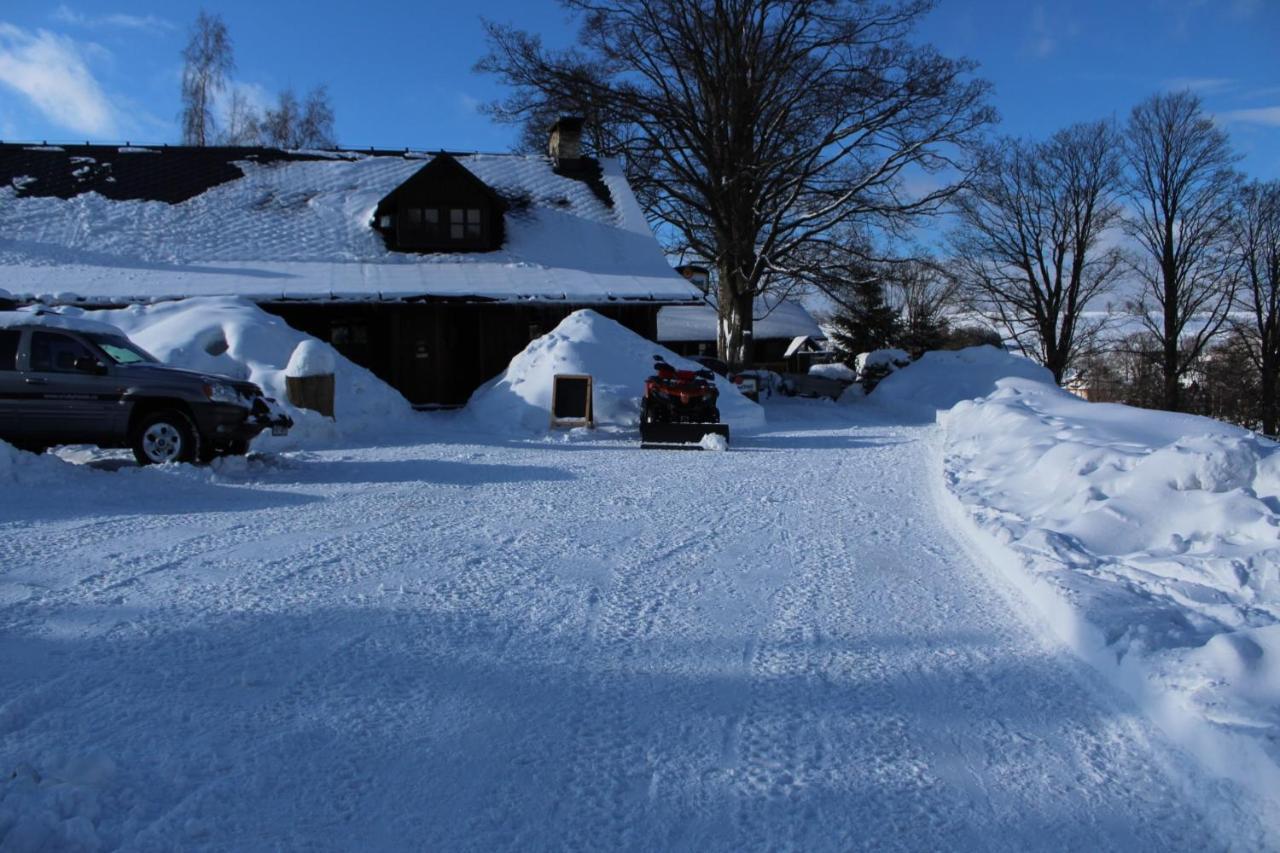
[24,377,47,385]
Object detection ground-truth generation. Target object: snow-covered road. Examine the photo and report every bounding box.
[0,401,1261,850]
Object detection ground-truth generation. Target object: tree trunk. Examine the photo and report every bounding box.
[1262,356,1278,437]
[717,269,755,368]
[1163,361,1182,412]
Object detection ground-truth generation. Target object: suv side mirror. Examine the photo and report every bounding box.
[74,356,107,375]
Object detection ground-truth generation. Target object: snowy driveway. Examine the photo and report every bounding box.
[0,401,1256,850]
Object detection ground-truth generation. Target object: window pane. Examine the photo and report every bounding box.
[450,208,463,224]
[407,208,422,225]
[31,332,93,373]
[0,331,17,370]
[451,223,465,240]
[467,208,481,223]
[424,209,438,224]
[466,222,482,239]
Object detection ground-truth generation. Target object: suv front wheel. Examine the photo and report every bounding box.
[131,410,199,466]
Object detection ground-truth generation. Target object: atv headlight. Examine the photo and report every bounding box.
[203,382,243,405]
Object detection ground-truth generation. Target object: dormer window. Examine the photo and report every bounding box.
[451,208,482,240]
[372,154,506,254]
[404,207,441,242]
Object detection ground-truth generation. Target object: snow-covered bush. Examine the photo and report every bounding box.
[854,348,911,392]
[808,362,856,382]
[466,309,764,435]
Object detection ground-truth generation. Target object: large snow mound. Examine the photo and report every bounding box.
[466,309,765,435]
[83,297,415,446]
[940,374,1280,805]
[871,346,1054,419]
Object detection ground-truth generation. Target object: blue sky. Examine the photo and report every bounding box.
[0,0,1277,180]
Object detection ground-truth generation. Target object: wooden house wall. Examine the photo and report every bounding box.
[259,301,660,407]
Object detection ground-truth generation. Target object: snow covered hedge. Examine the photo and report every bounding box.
[466,309,765,435]
[876,347,1280,820]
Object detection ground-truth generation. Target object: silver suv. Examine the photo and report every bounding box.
[0,312,292,464]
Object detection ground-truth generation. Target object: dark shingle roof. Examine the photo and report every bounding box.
[0,142,612,208]
[0,143,341,204]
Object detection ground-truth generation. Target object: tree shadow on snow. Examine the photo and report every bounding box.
[0,604,1233,852]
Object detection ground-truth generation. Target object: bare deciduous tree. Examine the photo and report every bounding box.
[180,10,233,146]
[1231,180,1280,435]
[257,86,336,149]
[951,121,1124,384]
[221,87,262,146]
[881,257,959,354]
[1124,90,1240,411]
[478,0,992,365]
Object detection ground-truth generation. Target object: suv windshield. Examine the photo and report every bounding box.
[85,333,158,365]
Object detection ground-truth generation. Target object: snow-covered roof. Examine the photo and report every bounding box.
[657,297,824,342]
[0,144,700,306]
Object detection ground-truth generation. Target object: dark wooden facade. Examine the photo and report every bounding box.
[261,300,663,407]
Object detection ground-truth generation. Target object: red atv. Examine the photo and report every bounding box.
[640,356,731,449]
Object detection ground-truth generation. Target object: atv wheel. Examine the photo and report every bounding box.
[131,410,199,465]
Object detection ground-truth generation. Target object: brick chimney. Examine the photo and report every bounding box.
[548,116,584,164]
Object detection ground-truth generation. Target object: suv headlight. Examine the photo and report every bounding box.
[203,383,244,406]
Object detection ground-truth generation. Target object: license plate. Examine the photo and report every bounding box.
[271,425,288,436]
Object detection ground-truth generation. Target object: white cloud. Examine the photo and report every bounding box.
[1219,106,1280,127]
[1163,77,1235,94]
[1026,6,1055,58]
[1023,5,1080,60]
[52,5,174,34]
[0,23,119,136]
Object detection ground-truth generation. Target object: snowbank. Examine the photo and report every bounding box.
[870,346,1052,420]
[0,439,85,484]
[0,758,115,853]
[466,309,765,436]
[932,369,1280,818]
[85,297,414,446]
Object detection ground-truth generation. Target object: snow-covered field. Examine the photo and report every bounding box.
[0,397,1270,850]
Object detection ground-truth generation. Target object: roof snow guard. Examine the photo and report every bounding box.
[0,142,699,307]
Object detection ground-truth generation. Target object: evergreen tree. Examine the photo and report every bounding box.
[828,278,900,366]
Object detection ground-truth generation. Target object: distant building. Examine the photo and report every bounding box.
[656,296,826,365]
[0,119,700,405]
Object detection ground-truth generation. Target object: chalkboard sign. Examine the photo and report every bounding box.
[550,374,593,428]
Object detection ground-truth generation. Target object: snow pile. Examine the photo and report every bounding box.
[808,362,856,382]
[0,439,85,484]
[870,346,1052,420]
[285,339,336,377]
[84,297,414,446]
[466,309,765,435]
[0,758,114,852]
[936,370,1280,810]
[699,432,729,451]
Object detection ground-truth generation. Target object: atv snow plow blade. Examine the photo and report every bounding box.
[639,422,731,449]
